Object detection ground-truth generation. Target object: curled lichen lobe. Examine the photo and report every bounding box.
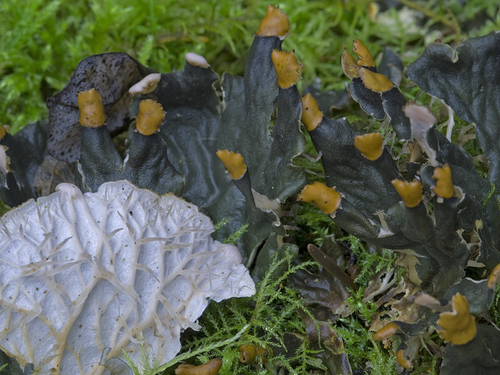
[354,133,384,161]
[301,93,323,132]
[216,150,247,180]
[256,4,290,38]
[437,293,476,345]
[392,179,424,208]
[298,182,341,215]
[136,99,165,136]
[78,88,106,128]
[271,49,301,88]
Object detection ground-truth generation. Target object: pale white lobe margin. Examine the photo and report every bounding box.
[185,52,210,68]
[128,73,162,95]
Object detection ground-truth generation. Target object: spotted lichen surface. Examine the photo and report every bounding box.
[0,180,255,375]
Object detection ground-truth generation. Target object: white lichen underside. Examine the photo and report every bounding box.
[0,180,255,375]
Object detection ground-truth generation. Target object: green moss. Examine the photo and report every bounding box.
[335,318,396,373]
[4,0,496,132]
[0,201,10,216]
[343,234,402,287]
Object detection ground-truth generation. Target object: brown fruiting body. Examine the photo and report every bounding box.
[372,322,399,341]
[353,39,376,67]
[298,182,341,215]
[391,179,424,208]
[360,68,394,92]
[136,99,165,136]
[368,2,379,22]
[0,126,6,140]
[239,344,257,364]
[239,345,269,364]
[354,133,384,161]
[216,150,247,180]
[175,359,223,375]
[488,263,500,290]
[256,5,290,37]
[437,293,476,345]
[432,164,454,199]
[301,93,323,132]
[396,350,412,369]
[78,88,106,128]
[271,49,301,89]
[341,47,360,79]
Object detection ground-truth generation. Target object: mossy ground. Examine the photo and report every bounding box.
[1,1,500,374]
